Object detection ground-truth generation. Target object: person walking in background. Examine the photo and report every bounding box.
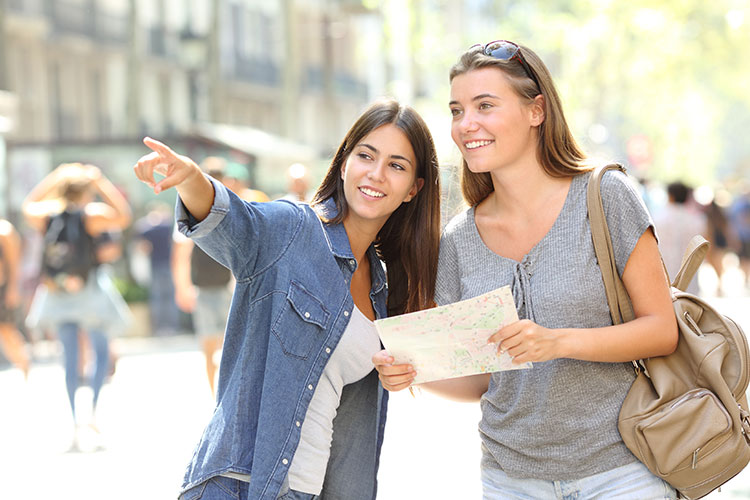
[0,218,31,379]
[134,200,181,336]
[279,162,311,203]
[375,41,678,499]
[22,163,131,449]
[172,158,238,398]
[703,197,738,296]
[654,181,707,295]
[133,98,441,500]
[224,160,271,203]
[729,185,750,290]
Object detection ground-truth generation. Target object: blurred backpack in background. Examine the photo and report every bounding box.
[41,209,96,292]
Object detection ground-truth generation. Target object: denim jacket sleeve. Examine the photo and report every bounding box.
[175,176,303,281]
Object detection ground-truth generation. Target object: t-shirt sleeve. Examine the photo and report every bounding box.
[600,170,654,278]
[435,229,461,306]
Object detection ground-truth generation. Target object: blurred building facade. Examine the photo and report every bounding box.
[0,0,383,215]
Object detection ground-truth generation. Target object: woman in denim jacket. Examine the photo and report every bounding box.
[133,99,441,500]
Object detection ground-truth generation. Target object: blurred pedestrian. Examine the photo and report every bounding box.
[703,197,738,296]
[22,163,131,447]
[134,200,181,336]
[171,158,237,398]
[374,40,678,499]
[0,218,30,379]
[133,98,441,500]
[279,162,311,203]
[224,160,271,203]
[654,181,707,294]
[729,187,750,289]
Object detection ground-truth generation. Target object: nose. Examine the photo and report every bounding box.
[456,109,479,135]
[367,161,386,182]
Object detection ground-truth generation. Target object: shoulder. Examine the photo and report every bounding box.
[258,199,310,226]
[599,168,639,195]
[442,206,473,238]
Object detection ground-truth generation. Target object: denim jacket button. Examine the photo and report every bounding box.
[344,311,349,317]
[282,458,289,465]
[325,347,331,354]
[349,259,356,267]
[308,384,313,390]
[304,312,310,318]
[296,421,301,427]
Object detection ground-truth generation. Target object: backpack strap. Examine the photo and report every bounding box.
[671,235,709,292]
[586,164,635,324]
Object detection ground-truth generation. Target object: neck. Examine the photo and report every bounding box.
[342,218,380,264]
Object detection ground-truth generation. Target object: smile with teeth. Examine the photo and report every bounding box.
[465,140,494,149]
[359,186,385,198]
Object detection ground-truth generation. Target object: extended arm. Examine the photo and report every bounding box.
[84,167,133,235]
[133,137,214,221]
[21,164,72,231]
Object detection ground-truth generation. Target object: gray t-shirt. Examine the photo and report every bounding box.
[435,170,653,480]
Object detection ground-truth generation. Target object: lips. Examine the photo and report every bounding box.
[359,186,385,198]
[465,140,494,149]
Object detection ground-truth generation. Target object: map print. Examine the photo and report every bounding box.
[375,286,531,384]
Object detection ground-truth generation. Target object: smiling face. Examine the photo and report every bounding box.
[340,123,423,234]
[449,67,543,175]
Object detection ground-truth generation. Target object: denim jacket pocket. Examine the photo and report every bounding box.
[271,280,330,359]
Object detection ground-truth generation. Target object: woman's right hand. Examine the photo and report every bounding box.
[372,350,416,392]
[133,137,202,194]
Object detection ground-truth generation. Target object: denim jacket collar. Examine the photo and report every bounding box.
[316,198,387,297]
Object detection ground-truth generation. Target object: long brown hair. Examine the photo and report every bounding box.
[311,99,441,316]
[449,44,591,206]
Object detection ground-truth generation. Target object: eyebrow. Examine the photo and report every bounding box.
[357,143,414,166]
[448,93,501,106]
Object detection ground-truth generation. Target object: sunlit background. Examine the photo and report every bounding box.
[1,1,750,499]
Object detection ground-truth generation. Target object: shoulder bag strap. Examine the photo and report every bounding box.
[672,235,709,292]
[586,163,635,324]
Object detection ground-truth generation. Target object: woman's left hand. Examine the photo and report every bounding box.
[488,319,563,364]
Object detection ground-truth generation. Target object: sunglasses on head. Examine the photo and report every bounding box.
[470,40,540,90]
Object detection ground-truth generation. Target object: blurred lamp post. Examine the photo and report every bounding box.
[180,29,208,123]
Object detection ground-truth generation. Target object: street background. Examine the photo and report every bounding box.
[3,1,750,499]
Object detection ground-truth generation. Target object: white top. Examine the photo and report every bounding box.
[287,304,381,494]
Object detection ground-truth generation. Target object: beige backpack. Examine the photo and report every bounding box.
[587,164,750,499]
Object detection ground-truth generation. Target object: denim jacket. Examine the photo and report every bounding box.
[177,178,389,500]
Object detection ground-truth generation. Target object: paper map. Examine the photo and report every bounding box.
[375,286,531,384]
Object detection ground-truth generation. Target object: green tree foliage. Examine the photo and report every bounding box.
[397,0,750,186]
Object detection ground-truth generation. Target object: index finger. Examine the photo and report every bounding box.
[143,136,177,159]
[488,321,520,344]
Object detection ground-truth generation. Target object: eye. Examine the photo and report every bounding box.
[357,152,373,161]
[479,102,493,110]
[450,107,462,117]
[390,162,406,171]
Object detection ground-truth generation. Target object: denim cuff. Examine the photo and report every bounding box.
[176,175,230,238]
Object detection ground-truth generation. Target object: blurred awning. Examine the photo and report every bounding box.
[190,122,319,165]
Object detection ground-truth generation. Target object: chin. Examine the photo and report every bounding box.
[465,161,494,174]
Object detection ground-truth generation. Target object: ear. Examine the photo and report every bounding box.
[404,177,425,203]
[530,94,545,126]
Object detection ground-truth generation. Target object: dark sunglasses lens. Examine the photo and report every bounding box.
[484,41,518,60]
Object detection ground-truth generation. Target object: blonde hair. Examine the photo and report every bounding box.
[449,45,592,206]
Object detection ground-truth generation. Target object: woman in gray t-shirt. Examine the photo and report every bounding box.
[375,42,679,499]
